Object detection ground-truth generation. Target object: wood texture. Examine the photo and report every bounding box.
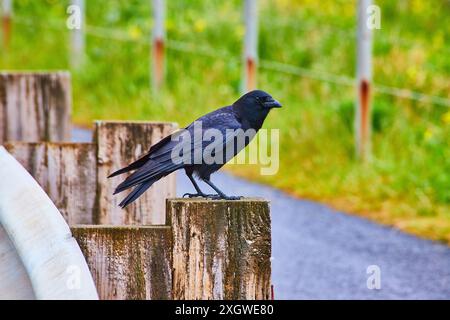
[167,198,272,300]
[95,121,177,225]
[0,72,72,143]
[71,225,173,300]
[4,142,97,225]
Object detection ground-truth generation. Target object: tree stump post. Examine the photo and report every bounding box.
[0,72,72,143]
[71,225,173,300]
[94,121,177,225]
[167,198,272,300]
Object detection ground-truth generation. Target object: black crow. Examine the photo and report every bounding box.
[109,90,281,208]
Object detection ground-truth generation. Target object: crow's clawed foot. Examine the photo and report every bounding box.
[221,195,243,200]
[208,194,243,200]
[182,193,243,200]
[204,194,222,200]
[183,192,217,198]
[183,192,204,198]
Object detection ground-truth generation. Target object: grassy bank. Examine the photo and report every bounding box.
[1,0,449,243]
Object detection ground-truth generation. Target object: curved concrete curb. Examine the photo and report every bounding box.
[0,225,34,299]
[0,146,98,300]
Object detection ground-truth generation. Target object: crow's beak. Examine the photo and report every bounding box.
[264,99,282,109]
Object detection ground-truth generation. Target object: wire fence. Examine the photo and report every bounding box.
[10,15,450,108]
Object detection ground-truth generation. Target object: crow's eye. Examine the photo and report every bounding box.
[255,96,264,106]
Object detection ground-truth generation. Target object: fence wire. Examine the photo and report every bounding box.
[11,17,450,108]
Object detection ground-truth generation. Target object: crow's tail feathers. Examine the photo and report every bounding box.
[108,154,150,178]
[114,160,182,208]
[109,132,181,178]
[111,131,183,207]
[118,180,153,208]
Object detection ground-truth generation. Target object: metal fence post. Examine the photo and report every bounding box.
[69,0,85,69]
[243,0,258,93]
[152,0,165,93]
[1,0,12,49]
[355,0,373,160]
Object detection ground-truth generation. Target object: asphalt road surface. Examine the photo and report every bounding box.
[73,128,450,299]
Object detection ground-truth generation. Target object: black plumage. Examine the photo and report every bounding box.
[109,90,282,208]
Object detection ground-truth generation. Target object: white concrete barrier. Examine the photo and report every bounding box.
[0,146,98,300]
[0,225,35,299]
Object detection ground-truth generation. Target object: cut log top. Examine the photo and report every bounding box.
[167,197,269,203]
[0,71,70,76]
[94,120,178,126]
[72,224,172,231]
[166,197,270,225]
[5,141,93,147]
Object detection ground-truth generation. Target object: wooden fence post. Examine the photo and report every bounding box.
[355,0,373,160]
[151,0,165,92]
[4,142,97,225]
[167,198,272,300]
[71,225,173,300]
[243,0,258,92]
[95,121,177,225]
[0,72,72,143]
[1,0,12,49]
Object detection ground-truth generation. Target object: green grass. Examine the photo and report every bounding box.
[2,0,449,243]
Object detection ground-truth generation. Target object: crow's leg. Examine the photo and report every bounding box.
[203,178,243,200]
[183,172,216,198]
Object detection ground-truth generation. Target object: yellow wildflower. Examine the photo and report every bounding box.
[235,25,245,38]
[194,19,206,33]
[128,25,142,40]
[166,19,175,31]
[442,111,450,124]
[424,128,433,141]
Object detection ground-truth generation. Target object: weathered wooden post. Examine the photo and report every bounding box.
[0,72,72,143]
[94,121,177,225]
[1,0,12,49]
[4,121,178,226]
[355,0,373,160]
[167,198,272,300]
[243,0,258,92]
[71,225,173,300]
[4,142,97,224]
[2,144,272,299]
[151,0,165,92]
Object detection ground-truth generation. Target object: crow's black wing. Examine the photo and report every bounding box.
[113,106,249,208]
[108,129,184,178]
[113,130,189,195]
[188,106,253,166]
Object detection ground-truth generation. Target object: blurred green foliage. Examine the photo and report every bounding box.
[1,0,449,242]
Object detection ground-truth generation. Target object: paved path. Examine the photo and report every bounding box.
[73,128,450,299]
